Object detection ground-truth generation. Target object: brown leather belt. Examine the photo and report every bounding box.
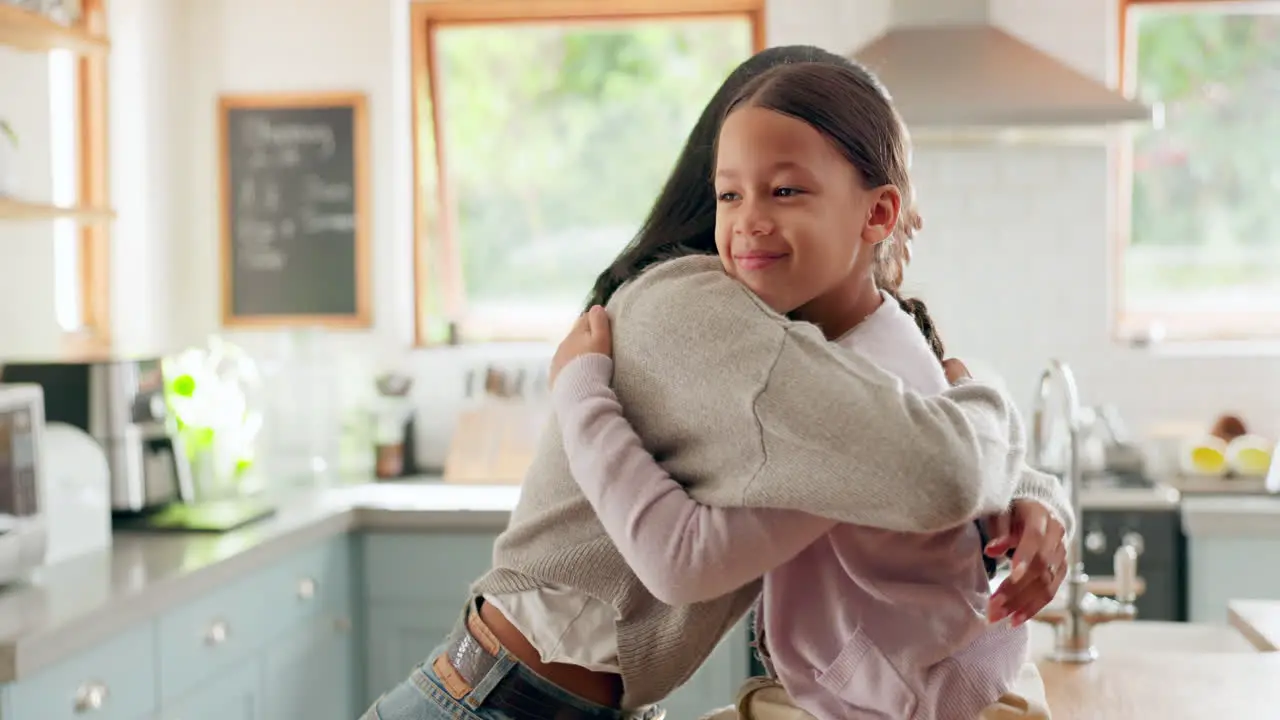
[432,608,665,720]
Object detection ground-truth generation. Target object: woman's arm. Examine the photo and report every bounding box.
[553,353,836,605]
[607,256,1028,531]
[745,330,1026,530]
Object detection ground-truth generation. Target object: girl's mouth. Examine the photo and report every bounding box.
[735,252,788,271]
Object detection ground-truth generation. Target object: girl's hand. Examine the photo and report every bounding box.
[984,500,1068,626]
[550,305,612,386]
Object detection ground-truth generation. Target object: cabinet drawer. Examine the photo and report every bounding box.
[7,622,157,720]
[263,536,352,633]
[157,569,272,701]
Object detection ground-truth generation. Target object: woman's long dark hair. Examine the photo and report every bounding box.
[583,46,857,310]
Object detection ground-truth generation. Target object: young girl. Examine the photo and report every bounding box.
[549,62,1071,720]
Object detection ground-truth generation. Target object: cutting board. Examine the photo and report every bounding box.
[443,399,546,485]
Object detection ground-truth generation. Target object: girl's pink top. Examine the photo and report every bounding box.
[551,296,1028,720]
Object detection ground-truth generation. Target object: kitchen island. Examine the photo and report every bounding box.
[1040,653,1280,719]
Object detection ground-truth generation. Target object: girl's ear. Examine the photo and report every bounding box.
[861,185,902,246]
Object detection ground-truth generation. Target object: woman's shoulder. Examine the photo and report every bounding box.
[607,254,783,324]
[609,254,724,302]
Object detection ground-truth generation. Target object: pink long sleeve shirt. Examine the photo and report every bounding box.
[551,296,1030,720]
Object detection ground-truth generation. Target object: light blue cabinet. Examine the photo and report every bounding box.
[364,602,455,708]
[157,661,264,720]
[1189,536,1280,623]
[264,614,358,719]
[664,621,750,720]
[0,621,158,720]
[0,535,359,720]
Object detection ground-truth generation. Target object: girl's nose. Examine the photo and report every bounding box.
[739,200,775,236]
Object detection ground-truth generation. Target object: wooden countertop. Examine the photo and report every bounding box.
[1036,600,1280,718]
[1039,653,1280,719]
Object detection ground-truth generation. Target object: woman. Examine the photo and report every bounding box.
[361,46,1067,720]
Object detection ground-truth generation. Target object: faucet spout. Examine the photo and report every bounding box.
[1028,360,1140,663]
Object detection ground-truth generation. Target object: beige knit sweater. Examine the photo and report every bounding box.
[471,255,1051,708]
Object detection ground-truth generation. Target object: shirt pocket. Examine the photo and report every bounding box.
[815,628,918,719]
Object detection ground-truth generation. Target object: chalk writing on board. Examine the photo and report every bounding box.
[231,117,357,270]
[223,97,364,321]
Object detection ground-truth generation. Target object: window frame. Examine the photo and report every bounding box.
[50,0,111,355]
[1113,0,1280,344]
[408,0,766,346]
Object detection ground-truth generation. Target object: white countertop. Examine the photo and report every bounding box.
[0,480,522,684]
[1162,474,1271,496]
[1077,485,1181,511]
[1180,494,1280,538]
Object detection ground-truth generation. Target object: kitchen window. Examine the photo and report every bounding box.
[410,0,764,345]
[49,48,82,335]
[47,0,110,352]
[1117,0,1280,343]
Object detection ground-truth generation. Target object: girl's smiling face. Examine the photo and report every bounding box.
[712,105,899,322]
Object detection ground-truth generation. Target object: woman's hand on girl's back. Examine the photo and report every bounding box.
[550,305,613,386]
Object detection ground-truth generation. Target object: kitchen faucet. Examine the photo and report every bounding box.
[1028,359,1140,663]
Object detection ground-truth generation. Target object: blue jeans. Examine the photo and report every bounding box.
[361,641,517,719]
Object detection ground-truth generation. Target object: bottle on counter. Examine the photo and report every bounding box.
[372,373,415,480]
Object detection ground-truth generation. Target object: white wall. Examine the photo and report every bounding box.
[8,0,1275,468]
[106,0,184,356]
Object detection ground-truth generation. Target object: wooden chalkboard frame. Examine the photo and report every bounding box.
[218,91,372,329]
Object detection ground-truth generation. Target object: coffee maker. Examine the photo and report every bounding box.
[0,358,195,514]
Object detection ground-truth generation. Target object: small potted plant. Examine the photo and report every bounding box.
[0,119,16,197]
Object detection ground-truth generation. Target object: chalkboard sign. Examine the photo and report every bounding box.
[219,92,371,328]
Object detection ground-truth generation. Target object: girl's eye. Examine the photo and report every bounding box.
[717,191,740,202]
[775,187,803,198]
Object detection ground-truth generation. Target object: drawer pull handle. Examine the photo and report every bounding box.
[73,681,108,712]
[298,577,317,600]
[205,619,230,646]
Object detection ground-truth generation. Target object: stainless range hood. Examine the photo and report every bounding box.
[851,0,1156,143]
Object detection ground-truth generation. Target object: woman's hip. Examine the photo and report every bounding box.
[360,598,662,720]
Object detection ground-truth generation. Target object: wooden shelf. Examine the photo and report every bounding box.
[0,197,114,223]
[0,3,109,55]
